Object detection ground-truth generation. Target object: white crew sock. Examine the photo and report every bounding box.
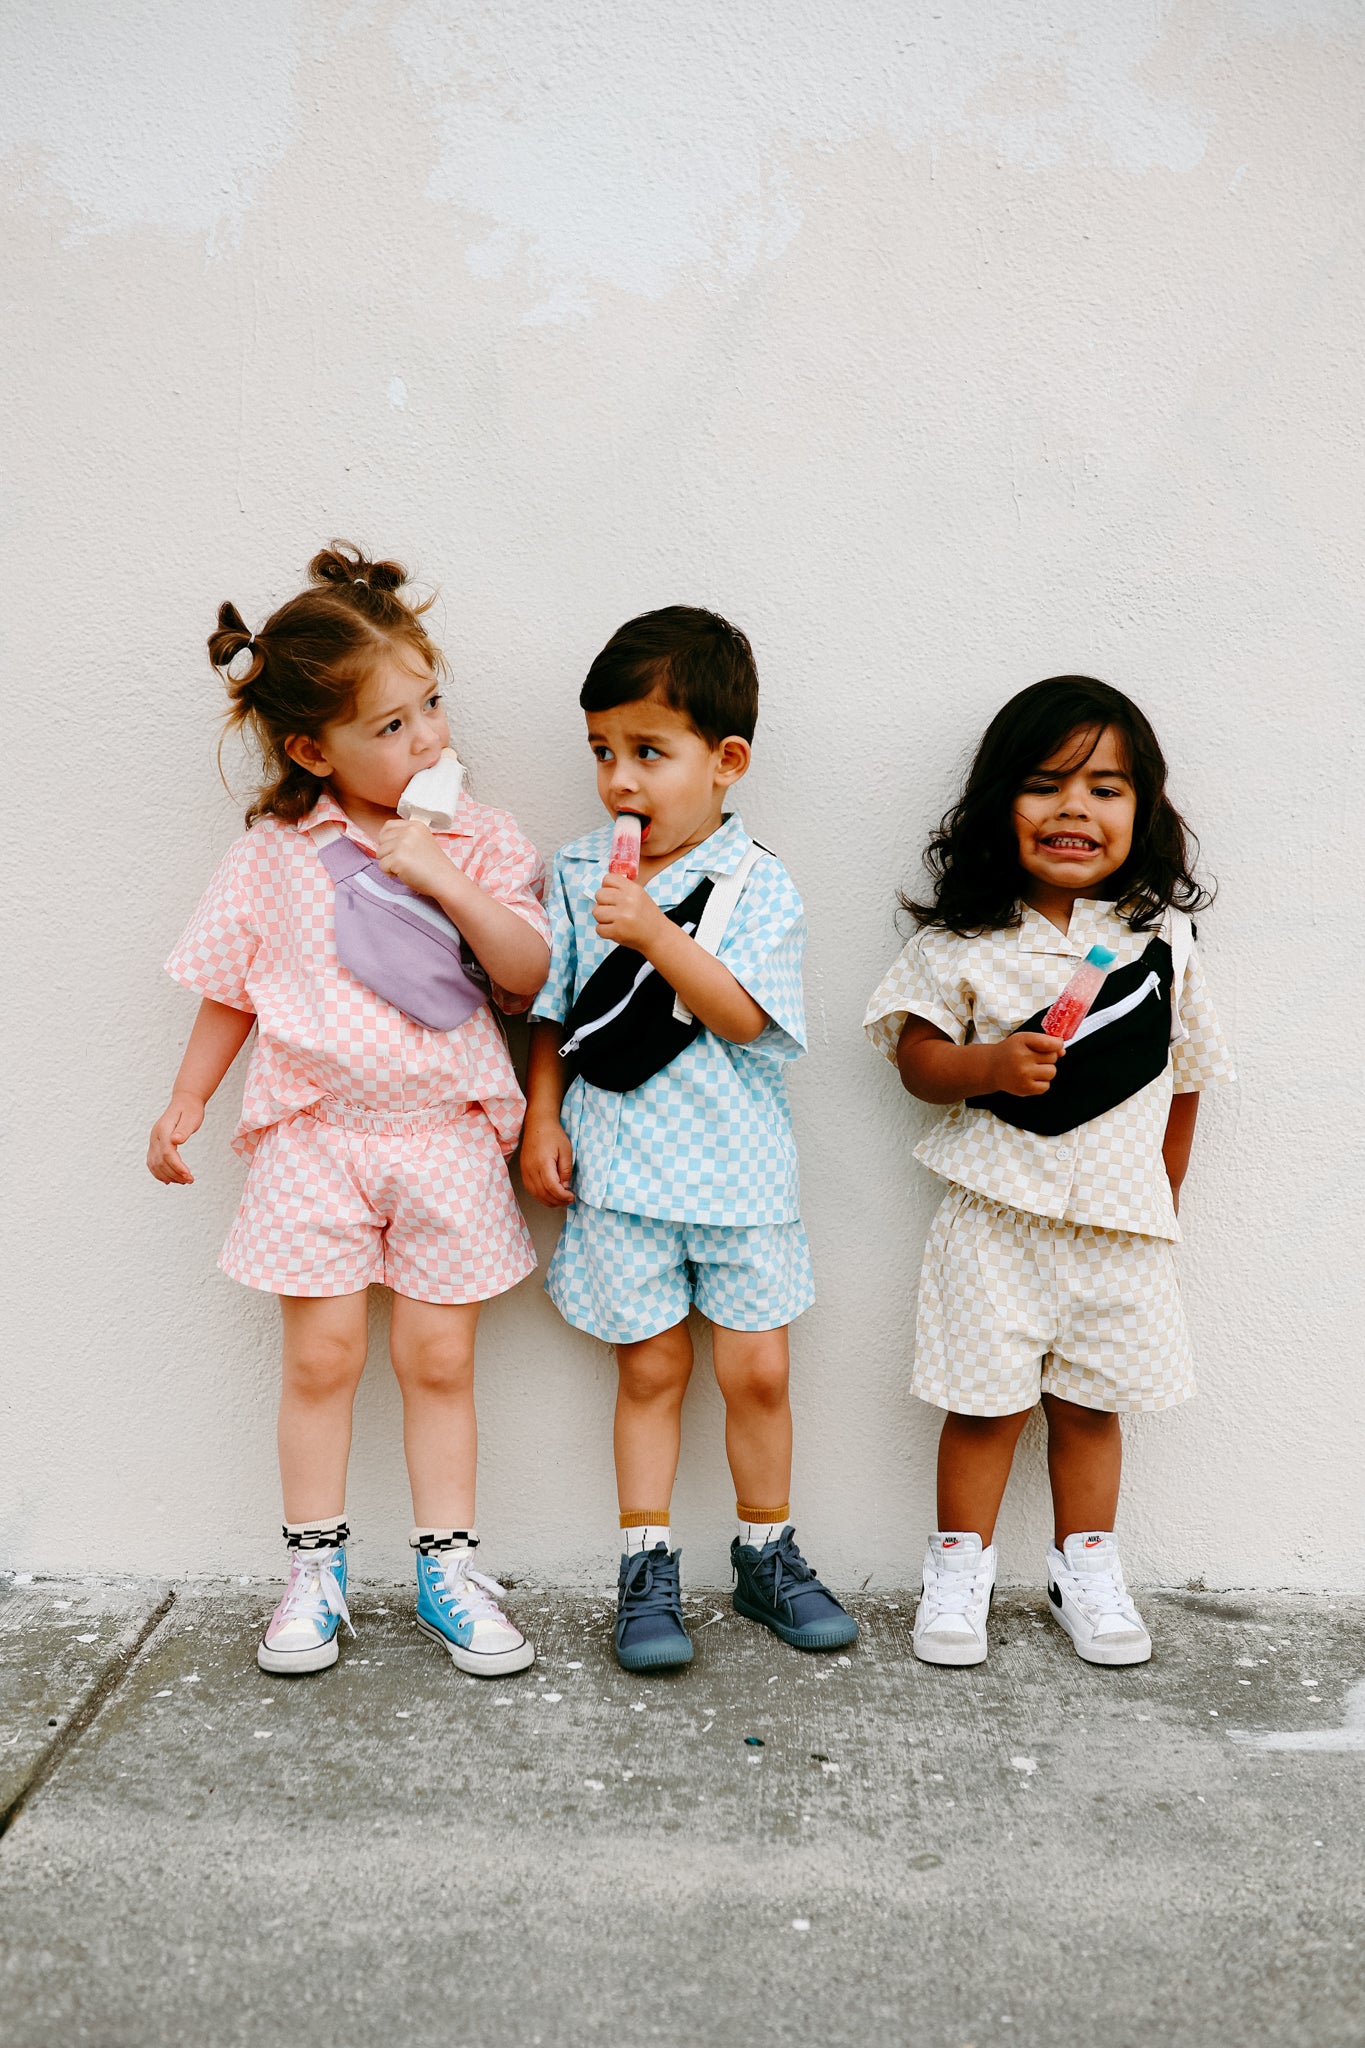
[620,1523,672,1557]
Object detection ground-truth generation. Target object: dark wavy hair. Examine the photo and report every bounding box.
[904,676,1213,935]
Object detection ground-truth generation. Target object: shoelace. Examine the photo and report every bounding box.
[743,1530,832,1611]
[619,1547,683,1624]
[278,1546,355,1637]
[430,1551,513,1627]
[923,1561,986,1619]
[1066,1561,1138,1624]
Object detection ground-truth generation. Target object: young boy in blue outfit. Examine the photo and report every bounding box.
[522,607,856,1671]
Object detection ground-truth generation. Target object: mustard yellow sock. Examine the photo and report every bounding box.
[736,1502,791,1549]
[619,1509,672,1557]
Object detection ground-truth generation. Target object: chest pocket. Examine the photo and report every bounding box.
[312,826,488,1033]
[967,917,1189,1137]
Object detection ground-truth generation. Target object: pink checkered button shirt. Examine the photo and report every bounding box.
[166,788,550,1158]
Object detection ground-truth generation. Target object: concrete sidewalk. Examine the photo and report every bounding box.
[1,1575,1362,2048]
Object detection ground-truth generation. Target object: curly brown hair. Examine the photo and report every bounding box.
[904,676,1213,936]
[210,542,447,826]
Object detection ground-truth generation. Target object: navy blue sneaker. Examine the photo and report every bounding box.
[731,1525,858,1651]
[615,1543,694,1672]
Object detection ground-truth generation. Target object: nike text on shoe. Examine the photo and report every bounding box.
[615,1543,694,1671]
[258,1542,353,1675]
[1046,1531,1152,1667]
[730,1526,857,1651]
[414,1543,535,1677]
[912,1531,996,1668]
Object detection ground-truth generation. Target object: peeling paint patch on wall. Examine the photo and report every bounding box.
[390,0,1214,321]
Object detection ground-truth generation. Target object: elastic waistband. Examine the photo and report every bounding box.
[304,1100,473,1134]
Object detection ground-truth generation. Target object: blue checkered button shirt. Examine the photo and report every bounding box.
[532,813,806,1226]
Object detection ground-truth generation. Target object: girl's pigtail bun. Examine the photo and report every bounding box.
[209,601,263,694]
[309,541,408,598]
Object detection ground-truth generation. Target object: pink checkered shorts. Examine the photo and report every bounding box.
[220,1101,537,1305]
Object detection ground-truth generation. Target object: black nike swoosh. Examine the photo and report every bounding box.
[1048,1582,1063,1608]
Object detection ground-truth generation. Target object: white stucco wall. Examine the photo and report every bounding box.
[4,2,1363,1590]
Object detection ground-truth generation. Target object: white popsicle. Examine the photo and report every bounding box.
[397,747,465,830]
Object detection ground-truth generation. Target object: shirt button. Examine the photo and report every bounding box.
[1057,1145,1072,1160]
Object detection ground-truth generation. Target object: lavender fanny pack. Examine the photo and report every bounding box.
[312,828,488,1032]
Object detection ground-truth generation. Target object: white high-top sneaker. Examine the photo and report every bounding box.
[912,1531,996,1667]
[258,1542,353,1675]
[1046,1531,1152,1666]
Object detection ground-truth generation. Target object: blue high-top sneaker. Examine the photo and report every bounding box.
[615,1543,694,1672]
[258,1523,353,1675]
[731,1525,858,1651]
[413,1531,535,1678]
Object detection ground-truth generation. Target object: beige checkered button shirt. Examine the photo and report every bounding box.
[864,899,1235,1242]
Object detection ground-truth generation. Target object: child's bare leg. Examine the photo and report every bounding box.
[935,1408,1034,1543]
[1041,1393,1122,1546]
[613,1320,694,1513]
[711,1323,792,1512]
[388,1295,482,1527]
[278,1292,369,1521]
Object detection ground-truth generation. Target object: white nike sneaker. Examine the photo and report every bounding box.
[1046,1531,1152,1666]
[912,1531,996,1667]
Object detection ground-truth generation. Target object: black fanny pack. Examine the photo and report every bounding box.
[967,933,1176,1136]
[557,837,770,1095]
[559,879,713,1093]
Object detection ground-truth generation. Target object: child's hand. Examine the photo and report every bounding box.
[520,1119,576,1208]
[147,1094,205,1184]
[593,873,666,952]
[986,1032,1065,1097]
[375,818,457,899]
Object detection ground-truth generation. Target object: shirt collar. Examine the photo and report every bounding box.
[1016,896,1123,956]
[296,787,476,850]
[561,811,752,875]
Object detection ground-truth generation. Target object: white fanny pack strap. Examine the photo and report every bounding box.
[310,820,344,849]
[671,840,765,1027]
[1165,907,1193,1045]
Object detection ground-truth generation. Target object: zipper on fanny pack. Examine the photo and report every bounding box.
[559,921,698,1059]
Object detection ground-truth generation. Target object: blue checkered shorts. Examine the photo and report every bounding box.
[546,1203,816,1344]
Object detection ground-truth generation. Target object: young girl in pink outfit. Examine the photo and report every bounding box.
[148,544,550,1679]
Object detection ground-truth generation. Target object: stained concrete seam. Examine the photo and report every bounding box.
[0,1588,178,1843]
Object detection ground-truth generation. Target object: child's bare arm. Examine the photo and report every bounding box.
[590,874,768,1045]
[147,997,256,1184]
[896,1015,1065,1104]
[1162,1091,1199,1211]
[521,1021,576,1208]
[373,819,550,998]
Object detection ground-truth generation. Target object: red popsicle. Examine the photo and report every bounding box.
[1041,943,1116,1041]
[608,811,643,880]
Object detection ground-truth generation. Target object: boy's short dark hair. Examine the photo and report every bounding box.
[579,606,758,745]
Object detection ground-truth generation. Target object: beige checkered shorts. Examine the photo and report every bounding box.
[914,1186,1195,1417]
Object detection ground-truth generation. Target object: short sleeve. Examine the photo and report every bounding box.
[529,852,578,1028]
[715,856,806,1059]
[863,931,973,1063]
[457,807,552,1016]
[164,837,260,1013]
[1170,944,1236,1093]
